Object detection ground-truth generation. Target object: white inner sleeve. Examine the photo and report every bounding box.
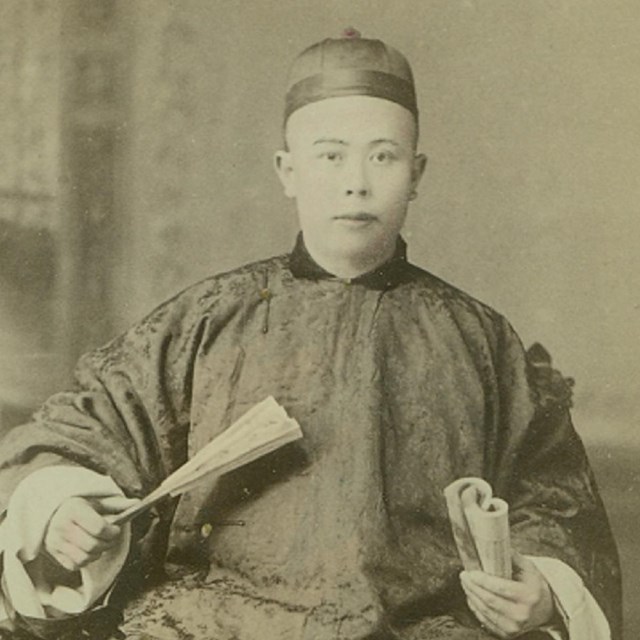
[0,469,613,636]
[528,555,611,640]
[0,466,130,620]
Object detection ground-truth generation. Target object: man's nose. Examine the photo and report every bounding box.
[346,186,369,197]
[344,158,370,197]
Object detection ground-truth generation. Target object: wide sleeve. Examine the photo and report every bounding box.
[0,285,224,632]
[0,287,216,509]
[486,320,622,640]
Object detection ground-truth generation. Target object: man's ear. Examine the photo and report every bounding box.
[274,150,296,199]
[411,153,428,191]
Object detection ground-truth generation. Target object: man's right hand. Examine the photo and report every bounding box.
[43,495,138,572]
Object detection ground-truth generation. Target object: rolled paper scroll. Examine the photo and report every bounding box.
[444,477,512,579]
[111,396,303,525]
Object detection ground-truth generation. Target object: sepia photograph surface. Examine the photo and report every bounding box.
[0,1,637,638]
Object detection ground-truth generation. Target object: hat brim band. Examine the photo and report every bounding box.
[285,69,418,121]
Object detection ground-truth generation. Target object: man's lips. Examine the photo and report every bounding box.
[333,212,378,222]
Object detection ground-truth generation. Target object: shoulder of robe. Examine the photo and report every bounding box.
[151,254,289,316]
[79,255,289,365]
[408,263,508,331]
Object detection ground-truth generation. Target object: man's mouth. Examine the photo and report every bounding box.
[333,212,378,222]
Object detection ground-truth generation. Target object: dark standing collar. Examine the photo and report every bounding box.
[288,232,415,290]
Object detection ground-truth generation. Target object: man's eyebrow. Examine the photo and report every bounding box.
[370,138,400,147]
[311,138,402,146]
[312,138,348,146]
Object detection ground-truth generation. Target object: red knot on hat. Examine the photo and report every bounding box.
[341,27,361,39]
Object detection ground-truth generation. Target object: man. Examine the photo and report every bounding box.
[0,32,621,640]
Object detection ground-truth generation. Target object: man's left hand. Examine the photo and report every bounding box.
[460,551,555,638]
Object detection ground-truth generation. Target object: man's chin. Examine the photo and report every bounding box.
[327,233,396,263]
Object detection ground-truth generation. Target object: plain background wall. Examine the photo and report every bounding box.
[1,0,638,635]
[116,0,640,447]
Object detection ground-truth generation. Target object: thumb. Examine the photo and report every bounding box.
[94,495,141,515]
[511,550,537,580]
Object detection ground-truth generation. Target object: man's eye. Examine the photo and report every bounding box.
[371,151,395,164]
[319,151,342,162]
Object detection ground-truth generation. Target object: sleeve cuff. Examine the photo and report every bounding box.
[0,466,130,620]
[527,555,611,640]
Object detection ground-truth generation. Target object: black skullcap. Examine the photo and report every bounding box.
[284,28,418,122]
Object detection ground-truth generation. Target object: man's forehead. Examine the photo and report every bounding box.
[285,95,418,145]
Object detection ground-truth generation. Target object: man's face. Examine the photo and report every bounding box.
[275,96,426,270]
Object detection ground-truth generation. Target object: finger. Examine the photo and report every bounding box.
[462,570,527,602]
[57,521,111,554]
[461,573,527,621]
[511,550,537,579]
[465,585,531,638]
[94,495,141,515]
[48,549,78,573]
[50,539,95,570]
[465,593,510,639]
[57,498,117,539]
[466,590,525,638]
[67,500,122,541]
[41,547,85,579]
